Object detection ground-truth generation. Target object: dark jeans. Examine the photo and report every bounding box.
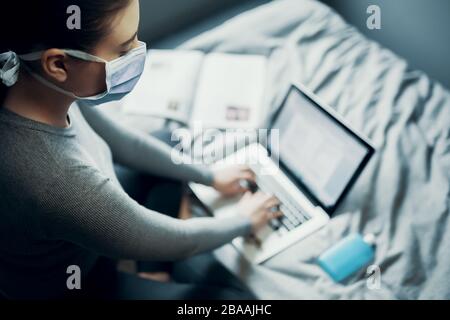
[84,130,256,300]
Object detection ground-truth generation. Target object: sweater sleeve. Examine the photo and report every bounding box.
[38,163,251,261]
[77,102,214,186]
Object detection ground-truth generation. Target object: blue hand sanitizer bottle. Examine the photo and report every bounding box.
[318,233,376,282]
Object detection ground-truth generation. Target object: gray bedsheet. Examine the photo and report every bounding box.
[180,0,450,299]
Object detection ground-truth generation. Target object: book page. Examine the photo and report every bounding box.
[122,49,204,123]
[191,53,267,129]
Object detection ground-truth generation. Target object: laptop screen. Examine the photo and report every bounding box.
[270,85,373,210]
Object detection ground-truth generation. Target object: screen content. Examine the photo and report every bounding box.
[271,88,369,207]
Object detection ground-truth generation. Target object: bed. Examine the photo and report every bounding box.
[178,0,450,299]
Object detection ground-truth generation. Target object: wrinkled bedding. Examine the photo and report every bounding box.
[180,0,450,299]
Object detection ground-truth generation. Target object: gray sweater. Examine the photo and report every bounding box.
[0,103,251,299]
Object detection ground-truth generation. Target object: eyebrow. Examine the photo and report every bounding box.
[120,30,138,47]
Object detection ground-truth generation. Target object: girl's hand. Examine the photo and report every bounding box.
[212,165,256,197]
[237,191,282,234]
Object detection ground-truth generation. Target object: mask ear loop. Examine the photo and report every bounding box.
[20,51,77,98]
[59,50,112,93]
[62,50,107,63]
[19,50,111,100]
[21,42,146,67]
[19,61,109,101]
[19,62,79,99]
[20,50,106,63]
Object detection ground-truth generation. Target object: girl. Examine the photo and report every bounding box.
[0,0,281,299]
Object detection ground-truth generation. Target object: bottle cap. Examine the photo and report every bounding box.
[363,233,376,246]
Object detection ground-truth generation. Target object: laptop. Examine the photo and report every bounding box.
[190,83,375,263]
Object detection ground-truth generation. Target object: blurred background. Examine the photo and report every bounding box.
[138,0,450,89]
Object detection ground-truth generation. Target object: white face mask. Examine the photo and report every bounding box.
[18,41,147,106]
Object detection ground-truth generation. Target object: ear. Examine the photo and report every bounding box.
[40,49,69,83]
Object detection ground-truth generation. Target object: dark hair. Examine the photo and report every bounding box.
[0,0,132,105]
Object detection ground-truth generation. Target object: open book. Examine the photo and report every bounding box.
[122,50,268,129]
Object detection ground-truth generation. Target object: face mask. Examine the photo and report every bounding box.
[18,41,147,106]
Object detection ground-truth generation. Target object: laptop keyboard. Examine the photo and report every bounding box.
[253,172,311,233]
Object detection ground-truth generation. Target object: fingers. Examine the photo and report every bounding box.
[251,192,280,211]
[233,165,256,181]
[240,169,256,182]
[236,173,255,189]
[237,179,251,191]
[264,196,280,209]
[268,210,283,220]
[236,164,251,171]
[253,193,282,219]
[239,174,255,185]
[241,191,252,200]
[252,191,268,199]
[253,191,274,200]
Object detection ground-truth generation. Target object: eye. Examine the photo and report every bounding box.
[119,46,133,57]
[119,50,129,57]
